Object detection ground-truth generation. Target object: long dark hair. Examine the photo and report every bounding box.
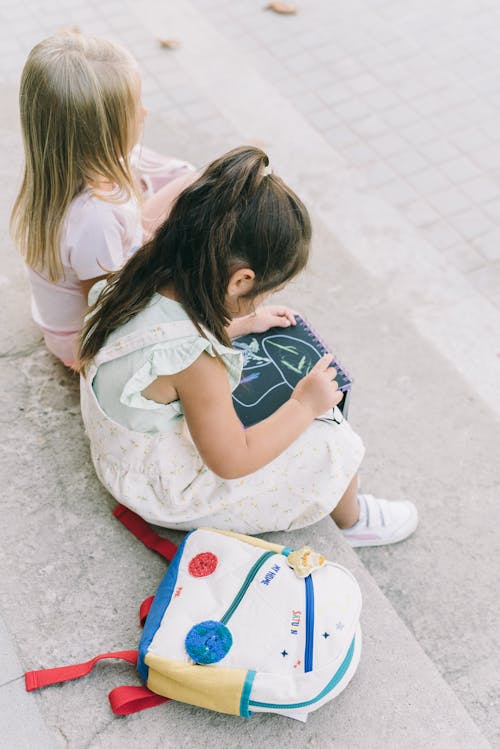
[78,146,311,371]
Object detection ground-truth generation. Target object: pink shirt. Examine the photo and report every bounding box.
[26,189,142,366]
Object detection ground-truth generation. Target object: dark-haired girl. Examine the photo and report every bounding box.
[78,147,417,544]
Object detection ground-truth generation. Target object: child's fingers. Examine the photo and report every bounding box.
[273,314,292,327]
[262,305,298,325]
[268,308,295,326]
[310,353,335,373]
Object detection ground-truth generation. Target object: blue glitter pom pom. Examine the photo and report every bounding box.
[185,620,233,664]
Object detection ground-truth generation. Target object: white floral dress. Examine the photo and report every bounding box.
[80,293,365,534]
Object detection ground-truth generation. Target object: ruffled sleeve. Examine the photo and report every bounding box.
[120,335,243,413]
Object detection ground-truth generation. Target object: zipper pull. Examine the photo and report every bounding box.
[287,546,325,578]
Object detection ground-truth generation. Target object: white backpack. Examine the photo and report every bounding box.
[25,507,362,722]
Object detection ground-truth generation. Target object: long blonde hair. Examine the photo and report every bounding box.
[10,32,142,282]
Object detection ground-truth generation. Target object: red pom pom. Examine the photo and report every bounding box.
[188,552,218,577]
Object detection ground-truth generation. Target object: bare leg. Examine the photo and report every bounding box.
[330,473,360,529]
[141,171,198,239]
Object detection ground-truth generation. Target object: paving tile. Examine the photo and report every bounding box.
[370,131,409,158]
[354,44,393,69]
[395,77,432,101]
[427,186,471,218]
[271,36,306,61]
[443,242,486,274]
[335,97,373,122]
[400,121,440,147]
[362,87,401,112]
[349,113,389,139]
[467,261,500,297]
[401,199,441,227]
[483,198,500,225]
[183,100,220,121]
[300,67,336,89]
[381,103,421,128]
[285,51,319,75]
[294,90,328,115]
[416,138,460,165]
[374,61,409,85]
[341,140,379,167]
[406,166,451,194]
[460,176,500,204]
[307,108,341,131]
[480,124,500,147]
[452,208,495,241]
[347,73,380,95]
[421,219,464,250]
[387,149,429,177]
[364,161,398,188]
[439,156,481,183]
[469,144,500,171]
[411,91,450,117]
[449,127,491,152]
[429,110,477,137]
[379,177,420,206]
[314,43,346,64]
[329,56,364,82]
[472,230,500,261]
[323,124,359,149]
[276,74,309,97]
[320,81,355,106]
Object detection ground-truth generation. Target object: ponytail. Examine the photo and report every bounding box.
[78,146,311,372]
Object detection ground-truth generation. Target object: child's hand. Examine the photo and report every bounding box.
[227,305,297,338]
[246,305,297,334]
[291,354,344,418]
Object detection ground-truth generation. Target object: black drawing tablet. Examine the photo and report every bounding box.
[232,315,352,427]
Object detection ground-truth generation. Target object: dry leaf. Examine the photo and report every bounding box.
[159,38,181,50]
[265,2,297,14]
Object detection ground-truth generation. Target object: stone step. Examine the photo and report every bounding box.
[0,0,497,745]
[0,340,491,748]
[130,2,500,741]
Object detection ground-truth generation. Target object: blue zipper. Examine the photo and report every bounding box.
[248,637,356,710]
[220,551,276,625]
[304,575,315,673]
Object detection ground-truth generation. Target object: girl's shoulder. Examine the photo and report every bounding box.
[66,188,138,228]
[89,288,198,345]
[91,290,243,382]
[62,189,142,272]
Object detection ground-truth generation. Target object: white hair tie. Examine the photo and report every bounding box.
[262,164,273,176]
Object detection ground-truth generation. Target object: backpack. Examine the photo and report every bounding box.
[25,506,362,722]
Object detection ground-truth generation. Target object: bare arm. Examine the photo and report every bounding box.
[141,171,199,239]
[152,350,343,480]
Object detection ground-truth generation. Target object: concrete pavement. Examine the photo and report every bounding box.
[1,0,499,746]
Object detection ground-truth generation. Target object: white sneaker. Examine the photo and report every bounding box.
[341,493,418,548]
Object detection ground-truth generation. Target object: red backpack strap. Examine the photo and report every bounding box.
[25,650,138,691]
[108,685,170,715]
[25,652,170,716]
[139,596,155,627]
[113,504,178,561]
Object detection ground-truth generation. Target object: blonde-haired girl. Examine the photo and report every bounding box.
[11,32,194,368]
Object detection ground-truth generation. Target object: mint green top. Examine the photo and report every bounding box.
[90,282,243,434]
